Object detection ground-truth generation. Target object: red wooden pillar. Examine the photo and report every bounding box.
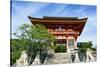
[66,35,68,50]
[74,33,78,48]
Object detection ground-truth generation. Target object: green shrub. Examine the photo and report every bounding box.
[55,45,67,53]
[10,39,28,65]
[11,51,21,65]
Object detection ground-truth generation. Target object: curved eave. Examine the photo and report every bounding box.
[28,16,88,24]
[79,23,86,36]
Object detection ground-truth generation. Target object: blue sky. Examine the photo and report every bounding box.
[11,1,97,47]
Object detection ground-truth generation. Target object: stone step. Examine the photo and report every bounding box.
[45,53,71,64]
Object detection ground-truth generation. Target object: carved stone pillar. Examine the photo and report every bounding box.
[86,48,95,62]
[74,48,80,63]
[33,54,40,64]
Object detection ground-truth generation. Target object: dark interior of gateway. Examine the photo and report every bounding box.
[54,39,75,53]
[55,39,67,53]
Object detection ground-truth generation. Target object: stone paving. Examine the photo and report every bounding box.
[45,53,71,64]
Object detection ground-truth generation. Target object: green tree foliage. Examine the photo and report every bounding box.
[11,23,56,65]
[77,41,93,53]
[77,41,93,49]
[91,47,96,51]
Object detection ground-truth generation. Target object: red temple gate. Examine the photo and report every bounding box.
[28,16,87,51]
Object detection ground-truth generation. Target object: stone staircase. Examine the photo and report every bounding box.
[44,53,71,64]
